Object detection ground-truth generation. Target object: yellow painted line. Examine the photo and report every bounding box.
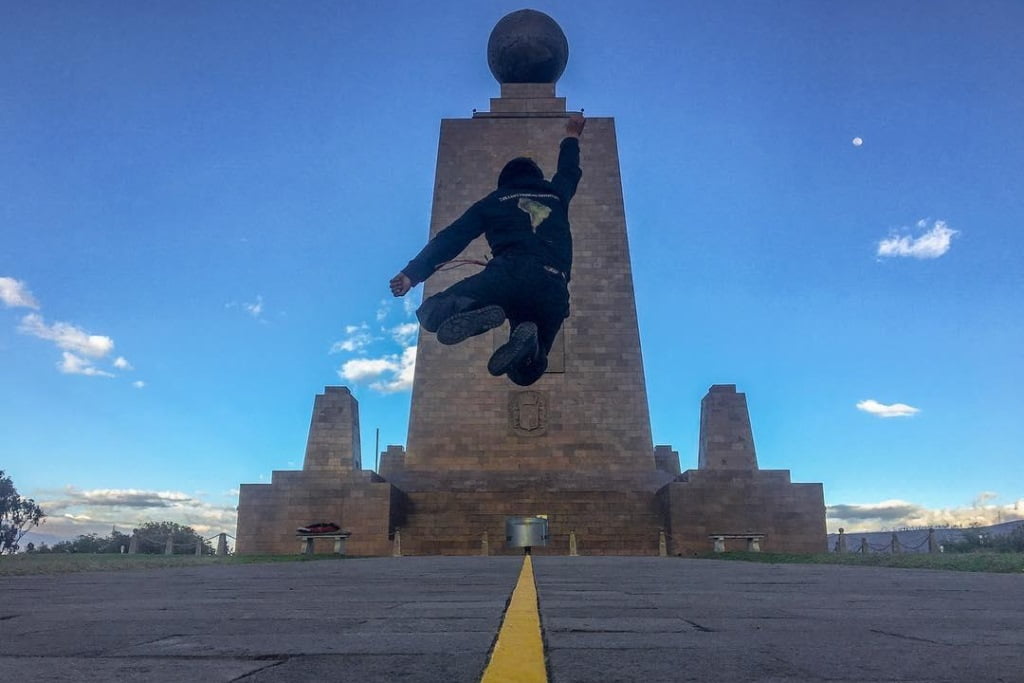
[481,555,547,683]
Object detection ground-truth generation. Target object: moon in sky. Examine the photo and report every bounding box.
[852,137,864,147]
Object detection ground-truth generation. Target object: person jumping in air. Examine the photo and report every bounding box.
[390,114,585,387]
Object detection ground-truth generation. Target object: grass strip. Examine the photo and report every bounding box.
[0,553,347,576]
[695,551,1024,573]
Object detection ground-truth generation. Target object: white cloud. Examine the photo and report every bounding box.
[244,295,264,318]
[31,485,238,540]
[338,346,417,393]
[44,488,193,511]
[856,399,920,418]
[827,495,1024,532]
[18,313,115,358]
[59,351,114,377]
[330,323,376,354]
[0,277,40,309]
[113,356,133,370]
[338,356,398,382]
[403,295,419,317]
[376,300,391,322]
[132,380,146,389]
[390,322,419,347]
[371,345,417,393]
[877,219,958,259]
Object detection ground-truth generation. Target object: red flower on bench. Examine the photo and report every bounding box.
[296,522,341,535]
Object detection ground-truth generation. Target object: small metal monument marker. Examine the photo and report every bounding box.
[506,516,549,554]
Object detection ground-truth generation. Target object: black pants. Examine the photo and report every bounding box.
[417,254,569,372]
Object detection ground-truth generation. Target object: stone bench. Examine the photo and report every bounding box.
[296,532,351,555]
[709,534,765,553]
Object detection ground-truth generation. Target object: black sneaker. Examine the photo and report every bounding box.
[436,305,506,345]
[488,322,539,376]
[507,354,548,386]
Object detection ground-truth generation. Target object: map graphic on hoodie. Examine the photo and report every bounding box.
[518,198,552,229]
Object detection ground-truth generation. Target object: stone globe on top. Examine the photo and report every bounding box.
[487,9,569,84]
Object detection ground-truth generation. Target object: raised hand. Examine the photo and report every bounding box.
[389,272,412,297]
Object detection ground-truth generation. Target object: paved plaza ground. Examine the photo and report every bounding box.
[1,556,1021,682]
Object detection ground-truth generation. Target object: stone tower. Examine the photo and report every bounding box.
[303,387,361,472]
[698,384,758,470]
[375,9,669,555]
[398,10,654,475]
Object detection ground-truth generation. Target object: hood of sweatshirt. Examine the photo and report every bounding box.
[497,157,545,189]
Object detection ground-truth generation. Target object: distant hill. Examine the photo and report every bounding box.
[827,519,1024,554]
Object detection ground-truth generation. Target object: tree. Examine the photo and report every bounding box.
[49,529,133,554]
[134,521,213,555]
[0,470,45,554]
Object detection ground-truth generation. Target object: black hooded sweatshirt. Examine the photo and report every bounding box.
[402,137,581,285]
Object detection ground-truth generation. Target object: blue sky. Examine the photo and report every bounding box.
[2,1,1022,544]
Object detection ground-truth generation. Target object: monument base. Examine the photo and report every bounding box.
[387,470,676,556]
[235,385,828,557]
[657,469,827,555]
[236,470,403,556]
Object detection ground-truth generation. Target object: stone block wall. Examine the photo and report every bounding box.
[658,469,827,555]
[388,471,672,556]
[654,445,681,475]
[404,88,655,475]
[236,470,398,556]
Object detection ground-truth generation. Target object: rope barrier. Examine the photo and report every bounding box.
[129,530,235,555]
[905,536,930,550]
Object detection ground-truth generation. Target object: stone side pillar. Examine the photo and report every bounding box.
[698,384,758,470]
[302,386,361,471]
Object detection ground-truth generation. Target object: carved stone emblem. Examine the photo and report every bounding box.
[510,391,547,437]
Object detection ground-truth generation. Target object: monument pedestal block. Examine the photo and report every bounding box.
[658,469,827,555]
[237,470,402,556]
[387,470,674,556]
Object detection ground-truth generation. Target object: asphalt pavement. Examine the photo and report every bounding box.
[1,555,1021,682]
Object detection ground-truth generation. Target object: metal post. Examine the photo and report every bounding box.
[928,528,937,553]
[890,532,900,554]
[374,427,380,472]
[164,535,174,555]
[860,538,868,554]
[837,528,847,553]
[392,529,402,557]
[195,539,202,556]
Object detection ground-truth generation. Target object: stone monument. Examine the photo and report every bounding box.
[658,385,827,554]
[235,10,826,556]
